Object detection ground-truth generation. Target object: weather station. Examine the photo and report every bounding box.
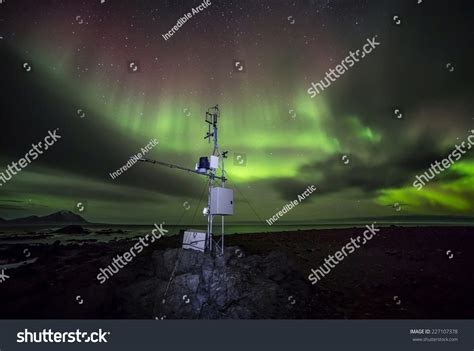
[136,105,233,255]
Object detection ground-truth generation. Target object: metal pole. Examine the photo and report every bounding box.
[221,216,224,255]
[210,215,213,252]
[207,180,212,253]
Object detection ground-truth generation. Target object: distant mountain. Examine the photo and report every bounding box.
[1,210,88,225]
[39,211,88,224]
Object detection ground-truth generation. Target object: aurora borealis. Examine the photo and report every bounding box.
[0,0,473,225]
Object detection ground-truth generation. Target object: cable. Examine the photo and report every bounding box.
[191,179,209,225]
[154,177,209,317]
[174,203,188,228]
[224,172,265,224]
[169,176,207,230]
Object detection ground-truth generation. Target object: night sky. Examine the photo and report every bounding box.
[0,0,473,224]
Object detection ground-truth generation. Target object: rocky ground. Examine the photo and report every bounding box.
[149,247,316,319]
[0,225,473,319]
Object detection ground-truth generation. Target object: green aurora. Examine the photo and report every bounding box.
[0,0,473,225]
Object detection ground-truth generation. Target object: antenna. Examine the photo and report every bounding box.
[136,105,233,255]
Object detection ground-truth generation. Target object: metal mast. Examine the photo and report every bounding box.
[137,105,232,255]
[204,105,226,254]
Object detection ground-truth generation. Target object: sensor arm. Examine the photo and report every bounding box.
[136,157,227,181]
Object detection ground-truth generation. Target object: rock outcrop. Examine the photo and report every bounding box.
[119,246,314,319]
